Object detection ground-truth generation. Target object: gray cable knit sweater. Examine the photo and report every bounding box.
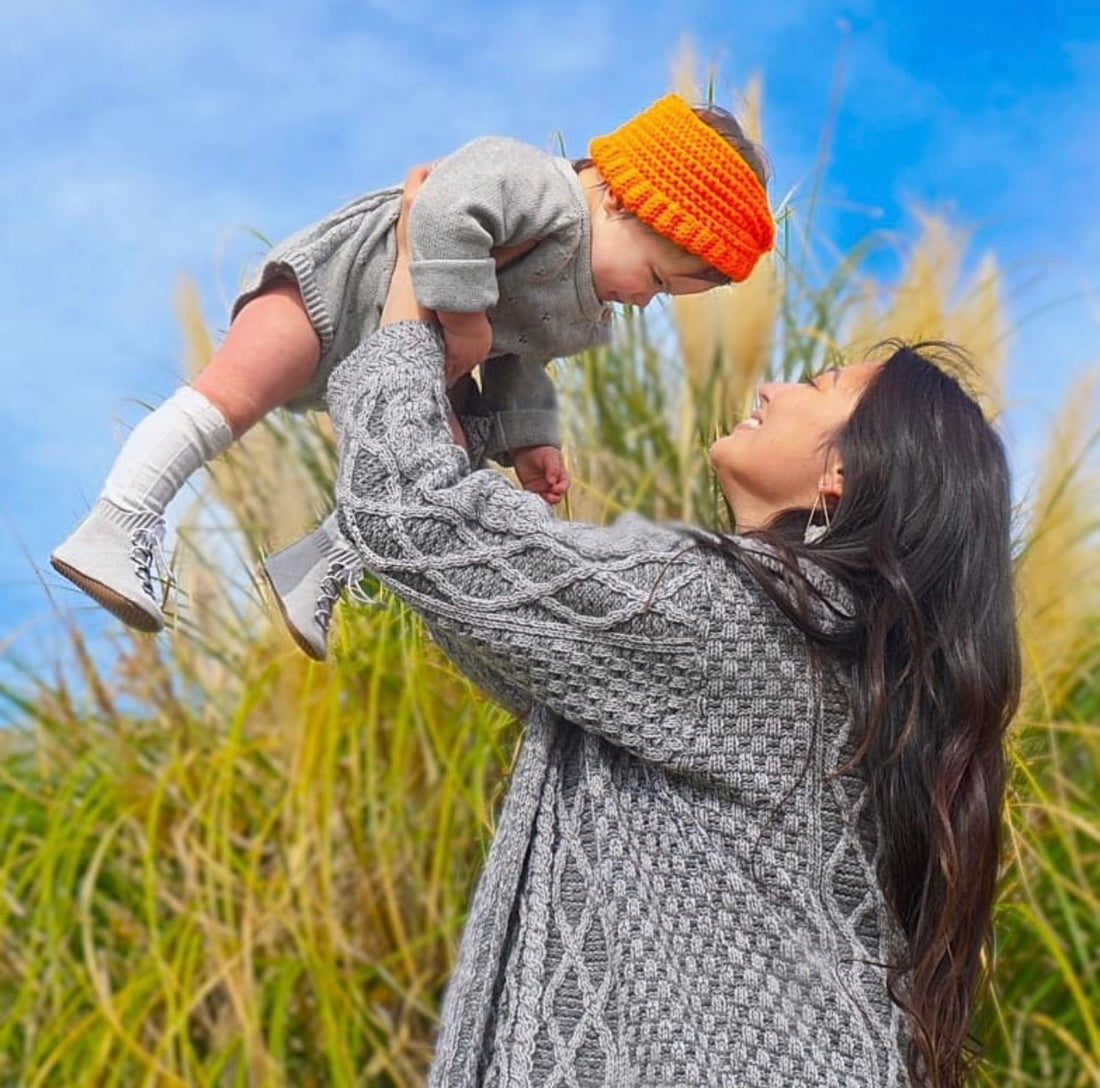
[329,322,913,1087]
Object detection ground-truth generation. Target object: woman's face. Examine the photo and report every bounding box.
[710,361,881,531]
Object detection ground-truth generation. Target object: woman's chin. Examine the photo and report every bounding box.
[709,431,744,473]
[707,452,734,511]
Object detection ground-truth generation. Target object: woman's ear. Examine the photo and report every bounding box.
[820,459,844,505]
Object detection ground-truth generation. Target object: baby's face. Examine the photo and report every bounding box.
[588,188,720,308]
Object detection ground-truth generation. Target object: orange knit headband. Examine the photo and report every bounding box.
[588,94,775,283]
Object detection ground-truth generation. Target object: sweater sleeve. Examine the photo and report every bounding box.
[329,322,719,771]
[407,136,580,313]
[478,355,561,460]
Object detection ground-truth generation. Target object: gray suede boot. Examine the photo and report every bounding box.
[261,512,367,661]
[50,385,233,633]
[51,500,167,632]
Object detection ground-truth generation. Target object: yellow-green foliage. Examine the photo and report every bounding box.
[2,293,518,1084]
[2,589,517,1086]
[2,67,1098,1088]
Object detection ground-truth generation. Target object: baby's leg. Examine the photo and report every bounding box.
[52,280,319,632]
[193,280,320,437]
[100,277,319,512]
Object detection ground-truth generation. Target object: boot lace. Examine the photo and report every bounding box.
[314,556,371,635]
[129,522,168,603]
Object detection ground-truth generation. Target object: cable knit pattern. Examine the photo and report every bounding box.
[329,322,912,1087]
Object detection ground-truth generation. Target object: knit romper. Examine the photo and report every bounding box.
[231,136,610,461]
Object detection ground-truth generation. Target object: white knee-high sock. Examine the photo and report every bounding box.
[101,386,233,516]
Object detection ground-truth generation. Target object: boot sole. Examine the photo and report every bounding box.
[50,555,164,634]
[259,559,327,662]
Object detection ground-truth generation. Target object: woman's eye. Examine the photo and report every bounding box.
[801,373,818,387]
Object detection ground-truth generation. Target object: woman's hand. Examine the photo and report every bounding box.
[439,310,493,384]
[380,166,436,328]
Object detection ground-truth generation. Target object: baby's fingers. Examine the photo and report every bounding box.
[548,469,570,498]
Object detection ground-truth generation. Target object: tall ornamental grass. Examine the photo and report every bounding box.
[3,60,1098,1086]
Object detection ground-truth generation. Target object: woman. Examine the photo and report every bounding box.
[327,173,1020,1088]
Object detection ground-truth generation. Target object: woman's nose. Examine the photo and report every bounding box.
[757,382,778,404]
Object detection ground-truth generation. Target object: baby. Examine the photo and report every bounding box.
[51,94,774,659]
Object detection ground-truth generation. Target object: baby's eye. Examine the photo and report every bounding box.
[651,269,666,291]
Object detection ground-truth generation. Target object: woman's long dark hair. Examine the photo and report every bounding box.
[728,343,1020,1087]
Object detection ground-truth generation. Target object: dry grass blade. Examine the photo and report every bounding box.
[1015,373,1100,716]
[843,212,1008,413]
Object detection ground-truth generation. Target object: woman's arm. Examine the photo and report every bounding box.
[329,321,714,768]
[328,172,718,770]
[378,166,435,326]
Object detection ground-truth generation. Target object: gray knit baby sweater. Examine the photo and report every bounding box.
[233,136,609,458]
[329,323,913,1087]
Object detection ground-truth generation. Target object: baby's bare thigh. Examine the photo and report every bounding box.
[192,280,321,437]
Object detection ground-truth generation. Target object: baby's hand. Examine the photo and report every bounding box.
[512,445,570,505]
[439,310,493,383]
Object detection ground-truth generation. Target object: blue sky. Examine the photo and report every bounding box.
[2,0,1097,672]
